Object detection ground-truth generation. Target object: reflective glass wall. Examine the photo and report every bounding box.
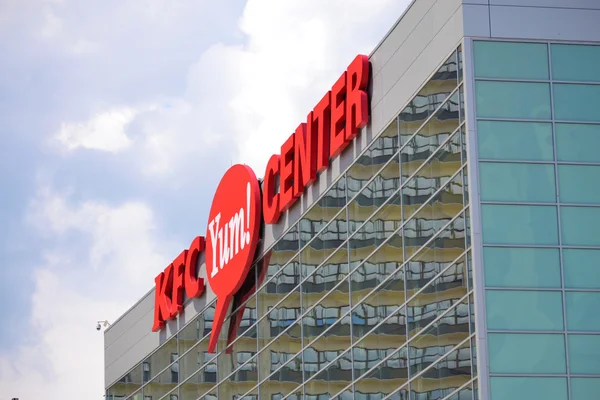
[474,40,600,400]
[107,44,475,400]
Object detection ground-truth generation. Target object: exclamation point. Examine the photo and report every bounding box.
[246,182,251,245]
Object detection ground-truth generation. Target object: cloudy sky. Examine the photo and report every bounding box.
[0,0,411,398]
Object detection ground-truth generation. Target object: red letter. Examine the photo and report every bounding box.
[279,133,297,212]
[170,251,186,318]
[346,55,370,141]
[330,71,348,158]
[263,154,281,224]
[314,92,331,173]
[185,236,205,298]
[293,121,316,196]
[152,265,174,332]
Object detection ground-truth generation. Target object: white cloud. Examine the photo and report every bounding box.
[0,186,174,399]
[56,107,139,153]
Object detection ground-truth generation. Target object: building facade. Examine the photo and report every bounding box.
[104,1,600,399]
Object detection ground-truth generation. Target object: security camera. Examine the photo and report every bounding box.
[96,320,111,331]
[96,323,101,331]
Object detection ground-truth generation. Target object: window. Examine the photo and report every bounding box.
[170,353,178,383]
[571,378,600,400]
[474,41,549,80]
[558,165,600,204]
[475,81,551,120]
[561,206,600,246]
[478,121,553,161]
[488,333,566,374]
[563,249,600,289]
[566,292,600,331]
[482,205,558,245]
[490,377,567,400]
[569,335,600,374]
[556,123,600,163]
[554,84,600,122]
[551,44,600,82]
[486,290,564,331]
[479,162,556,202]
[484,247,561,288]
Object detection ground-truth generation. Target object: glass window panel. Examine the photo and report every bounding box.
[401,119,462,184]
[571,378,600,400]
[303,349,353,397]
[301,215,348,289]
[551,44,600,83]
[353,345,408,392]
[303,275,350,345]
[556,123,600,163]
[179,337,211,383]
[490,377,567,400]
[563,249,600,289]
[262,224,299,296]
[300,179,345,247]
[554,84,600,122]
[179,352,217,399]
[347,119,399,201]
[480,162,556,203]
[400,91,460,175]
[399,52,459,141]
[486,290,563,331]
[568,334,600,374]
[348,158,400,236]
[258,256,301,349]
[402,168,465,242]
[477,121,553,161]
[488,333,566,374]
[474,41,549,80]
[179,301,216,356]
[349,190,403,275]
[262,350,303,389]
[481,205,558,245]
[558,165,600,204]
[566,292,600,331]
[475,81,551,120]
[407,262,470,339]
[351,265,406,344]
[410,340,472,400]
[561,206,600,246]
[483,247,561,288]
[409,296,472,378]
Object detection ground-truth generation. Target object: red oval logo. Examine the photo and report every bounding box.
[205,164,261,352]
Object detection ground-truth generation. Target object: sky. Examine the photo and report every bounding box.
[0,0,411,398]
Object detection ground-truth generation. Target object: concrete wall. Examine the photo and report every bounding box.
[105,0,468,389]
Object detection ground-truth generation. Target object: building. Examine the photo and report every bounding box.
[104,1,600,399]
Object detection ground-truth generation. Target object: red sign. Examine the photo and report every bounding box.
[205,164,262,353]
[263,54,370,224]
[151,54,370,353]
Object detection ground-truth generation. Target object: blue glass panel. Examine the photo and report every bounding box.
[559,165,600,204]
[476,81,551,120]
[556,123,600,163]
[488,333,566,374]
[571,378,600,400]
[561,206,600,246]
[569,334,600,374]
[490,377,567,400]
[478,121,553,161]
[486,290,563,331]
[563,249,600,289]
[482,205,558,245]
[566,292,600,332]
[551,44,600,82]
[554,84,600,122]
[474,41,549,80]
[480,163,555,203]
[484,247,560,288]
